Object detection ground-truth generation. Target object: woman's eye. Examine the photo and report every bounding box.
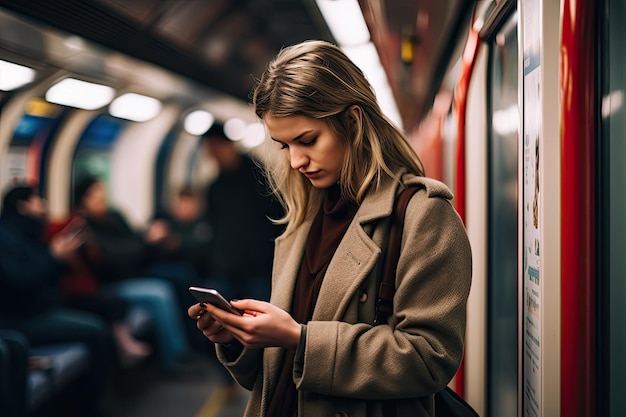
[277,136,316,150]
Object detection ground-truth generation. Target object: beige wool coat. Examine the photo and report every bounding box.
[217,170,472,417]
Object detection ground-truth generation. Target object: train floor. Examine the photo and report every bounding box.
[32,349,250,417]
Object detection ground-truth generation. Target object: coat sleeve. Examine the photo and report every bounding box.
[0,228,62,293]
[216,344,264,390]
[85,211,152,280]
[293,194,472,399]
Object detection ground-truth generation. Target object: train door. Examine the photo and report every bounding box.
[73,114,125,188]
[484,6,519,417]
[598,0,626,416]
[459,2,520,415]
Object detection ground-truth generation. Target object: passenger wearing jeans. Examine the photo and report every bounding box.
[72,177,191,371]
[0,184,111,417]
[104,277,190,370]
[0,329,28,417]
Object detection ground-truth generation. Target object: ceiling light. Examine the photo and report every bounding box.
[342,42,402,128]
[109,93,162,122]
[342,42,387,86]
[315,0,370,47]
[45,78,114,110]
[241,122,266,149]
[184,110,215,135]
[223,118,246,141]
[314,1,400,128]
[0,60,36,91]
[64,36,85,51]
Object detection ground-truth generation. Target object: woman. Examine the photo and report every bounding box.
[188,40,472,417]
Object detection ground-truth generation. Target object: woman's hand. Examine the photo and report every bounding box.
[200,299,302,350]
[49,219,86,260]
[145,220,170,243]
[188,303,235,344]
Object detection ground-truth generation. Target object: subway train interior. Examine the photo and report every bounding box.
[0,0,624,416]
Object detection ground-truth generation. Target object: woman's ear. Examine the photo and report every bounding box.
[344,105,363,128]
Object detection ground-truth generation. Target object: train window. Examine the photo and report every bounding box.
[12,114,56,146]
[486,10,518,417]
[72,114,126,189]
[76,114,125,149]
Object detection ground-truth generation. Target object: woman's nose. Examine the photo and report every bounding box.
[289,147,308,170]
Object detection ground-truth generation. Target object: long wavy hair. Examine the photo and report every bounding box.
[253,40,424,234]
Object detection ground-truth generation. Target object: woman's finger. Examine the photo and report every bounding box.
[187,303,205,319]
[230,299,269,314]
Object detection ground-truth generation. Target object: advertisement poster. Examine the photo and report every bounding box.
[522,0,542,416]
[0,147,28,193]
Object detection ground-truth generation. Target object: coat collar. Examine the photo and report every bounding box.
[343,167,454,225]
[270,169,454,319]
[271,171,400,317]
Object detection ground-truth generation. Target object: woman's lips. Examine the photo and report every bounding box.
[303,170,322,179]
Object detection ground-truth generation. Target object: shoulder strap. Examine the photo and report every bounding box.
[373,185,420,326]
[374,186,479,417]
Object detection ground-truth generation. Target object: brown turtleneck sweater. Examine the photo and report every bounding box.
[266,185,357,417]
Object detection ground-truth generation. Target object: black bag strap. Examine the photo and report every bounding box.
[374,185,480,417]
[373,185,420,326]
[375,185,419,417]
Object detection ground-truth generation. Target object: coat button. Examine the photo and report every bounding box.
[359,291,368,303]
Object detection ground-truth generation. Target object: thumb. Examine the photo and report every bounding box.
[230,298,267,313]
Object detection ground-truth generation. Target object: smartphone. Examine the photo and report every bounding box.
[188,287,242,315]
[65,224,85,241]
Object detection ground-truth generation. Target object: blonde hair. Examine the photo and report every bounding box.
[253,40,424,234]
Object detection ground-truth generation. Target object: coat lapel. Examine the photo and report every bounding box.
[270,171,406,321]
[312,221,381,321]
[313,173,401,321]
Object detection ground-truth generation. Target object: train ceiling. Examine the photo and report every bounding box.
[0,0,473,127]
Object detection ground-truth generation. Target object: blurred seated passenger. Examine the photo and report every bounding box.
[144,186,213,347]
[0,184,111,417]
[0,329,28,417]
[145,185,212,280]
[72,177,191,371]
[53,218,152,366]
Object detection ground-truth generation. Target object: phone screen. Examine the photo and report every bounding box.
[65,225,85,241]
[188,287,242,315]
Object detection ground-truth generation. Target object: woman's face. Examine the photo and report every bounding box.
[82,181,108,216]
[265,114,345,189]
[173,194,201,222]
[20,193,47,220]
